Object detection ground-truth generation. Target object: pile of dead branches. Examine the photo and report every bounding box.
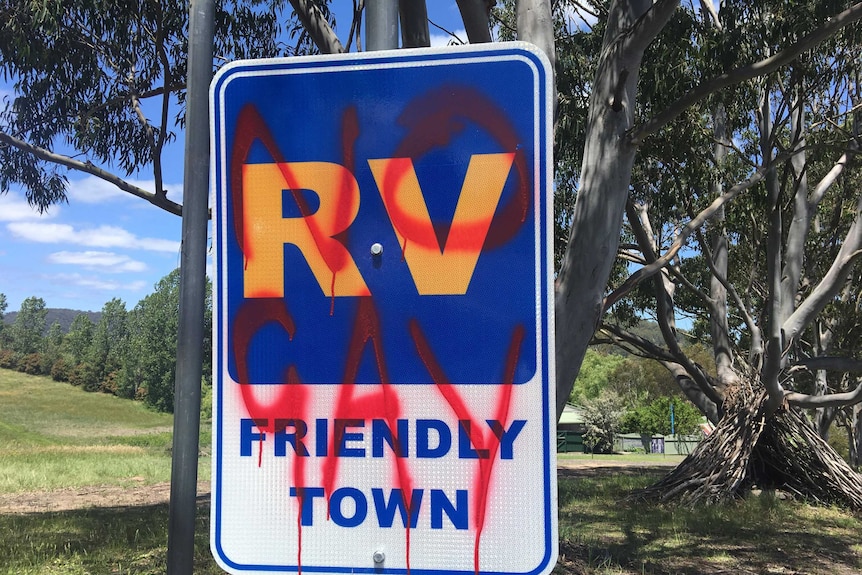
[633,386,862,509]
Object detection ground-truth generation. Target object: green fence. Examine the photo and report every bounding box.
[557,430,584,453]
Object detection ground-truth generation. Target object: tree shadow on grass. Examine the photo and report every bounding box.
[556,467,862,575]
[0,502,221,575]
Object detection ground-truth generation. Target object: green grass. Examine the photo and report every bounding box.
[0,369,209,493]
[557,452,686,465]
[0,504,221,575]
[555,467,862,574]
[2,369,862,575]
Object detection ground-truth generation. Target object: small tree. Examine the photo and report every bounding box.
[86,298,127,390]
[40,320,64,374]
[9,296,46,355]
[64,314,94,365]
[0,293,7,347]
[582,390,626,454]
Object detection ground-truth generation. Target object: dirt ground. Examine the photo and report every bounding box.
[0,479,212,514]
[0,458,680,514]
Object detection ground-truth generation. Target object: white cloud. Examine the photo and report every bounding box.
[46,272,148,292]
[66,175,183,205]
[429,28,467,47]
[47,250,148,273]
[6,222,180,253]
[0,192,61,222]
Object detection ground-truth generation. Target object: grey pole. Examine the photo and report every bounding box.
[366,0,399,51]
[166,0,215,573]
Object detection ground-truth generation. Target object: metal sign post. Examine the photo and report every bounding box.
[167,1,214,573]
[210,42,556,575]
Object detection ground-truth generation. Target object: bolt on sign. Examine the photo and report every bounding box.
[210,42,557,575]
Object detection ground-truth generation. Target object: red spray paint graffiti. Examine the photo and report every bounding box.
[231,298,309,571]
[323,297,416,571]
[410,319,525,575]
[226,82,532,573]
[384,84,532,254]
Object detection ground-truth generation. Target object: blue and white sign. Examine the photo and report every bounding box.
[211,43,556,575]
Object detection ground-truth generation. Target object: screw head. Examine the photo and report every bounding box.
[373,550,385,564]
[370,243,384,256]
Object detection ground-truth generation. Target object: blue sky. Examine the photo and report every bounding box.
[0,2,469,315]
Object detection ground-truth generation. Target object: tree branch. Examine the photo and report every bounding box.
[598,323,678,363]
[782,187,862,347]
[288,0,344,54]
[624,200,682,357]
[455,0,492,43]
[0,130,182,216]
[697,0,721,30]
[346,0,365,52]
[79,84,184,124]
[760,87,786,414]
[628,2,862,146]
[786,382,862,409]
[154,5,172,199]
[781,79,808,329]
[600,322,724,418]
[623,0,681,56]
[694,228,760,350]
[603,162,777,312]
[792,357,862,373]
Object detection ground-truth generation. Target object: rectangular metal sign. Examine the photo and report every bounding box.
[211,42,556,575]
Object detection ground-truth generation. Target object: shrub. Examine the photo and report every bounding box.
[0,349,18,369]
[828,429,850,463]
[51,357,70,382]
[100,371,120,395]
[19,353,43,375]
[68,362,100,390]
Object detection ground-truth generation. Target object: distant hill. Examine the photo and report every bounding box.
[3,308,102,333]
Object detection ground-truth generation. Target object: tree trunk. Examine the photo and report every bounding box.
[851,403,862,470]
[635,382,862,509]
[555,0,679,419]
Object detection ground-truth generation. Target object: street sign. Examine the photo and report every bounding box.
[211,42,556,575]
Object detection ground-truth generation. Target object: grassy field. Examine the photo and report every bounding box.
[0,369,210,494]
[1,369,861,574]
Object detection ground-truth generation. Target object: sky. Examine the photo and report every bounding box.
[0,2,470,314]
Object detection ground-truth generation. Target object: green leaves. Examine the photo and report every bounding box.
[8,296,47,355]
[0,0,321,210]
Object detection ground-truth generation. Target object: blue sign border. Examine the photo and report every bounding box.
[211,42,556,575]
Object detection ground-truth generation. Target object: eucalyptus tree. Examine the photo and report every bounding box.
[121,269,181,408]
[559,0,862,504]
[40,320,65,373]
[119,269,212,409]
[0,0,293,213]
[3,0,862,501]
